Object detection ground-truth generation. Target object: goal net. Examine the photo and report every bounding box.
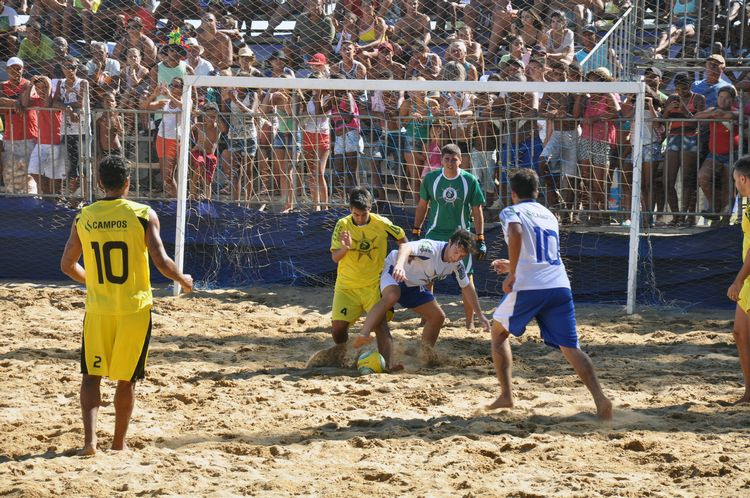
[173,75,647,310]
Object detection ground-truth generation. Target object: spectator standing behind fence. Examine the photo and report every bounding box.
[400,78,438,203]
[120,48,149,134]
[17,20,55,76]
[0,0,20,62]
[190,102,221,200]
[86,41,121,95]
[220,84,258,202]
[407,40,442,80]
[692,54,731,108]
[53,56,87,197]
[184,37,213,76]
[144,79,183,198]
[545,11,575,64]
[290,0,335,69]
[50,37,70,80]
[113,16,157,70]
[197,12,233,72]
[330,74,363,200]
[23,75,64,195]
[574,67,620,225]
[301,74,331,211]
[539,60,578,220]
[695,86,739,225]
[0,57,36,194]
[662,73,706,227]
[96,91,124,166]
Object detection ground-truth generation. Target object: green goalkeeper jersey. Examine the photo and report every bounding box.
[419,168,485,241]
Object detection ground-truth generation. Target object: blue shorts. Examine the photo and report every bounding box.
[500,139,543,172]
[492,287,579,349]
[273,131,301,149]
[706,152,735,166]
[667,134,699,153]
[381,265,435,309]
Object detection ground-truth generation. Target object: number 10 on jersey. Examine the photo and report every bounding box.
[533,227,561,265]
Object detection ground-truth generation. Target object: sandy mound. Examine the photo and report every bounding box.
[1,283,749,496]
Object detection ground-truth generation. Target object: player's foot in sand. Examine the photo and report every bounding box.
[420,342,440,366]
[486,394,514,410]
[596,397,614,420]
[732,392,750,404]
[78,443,97,456]
[352,335,374,349]
[111,443,128,452]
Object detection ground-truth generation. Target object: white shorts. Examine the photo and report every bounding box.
[334,130,364,155]
[541,130,579,176]
[28,144,67,180]
[470,149,497,193]
[1,139,34,193]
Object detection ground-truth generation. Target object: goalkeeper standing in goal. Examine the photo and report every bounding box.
[489,168,613,420]
[307,187,407,369]
[725,155,750,404]
[413,143,487,328]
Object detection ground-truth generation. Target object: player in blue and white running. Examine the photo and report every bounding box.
[488,168,613,420]
[353,228,491,363]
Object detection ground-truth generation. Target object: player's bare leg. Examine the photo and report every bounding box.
[112,380,135,451]
[732,305,750,404]
[79,374,102,456]
[487,321,514,410]
[559,346,613,420]
[413,300,445,366]
[353,286,400,349]
[374,320,402,371]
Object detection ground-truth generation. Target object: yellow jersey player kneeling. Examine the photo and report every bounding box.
[60,155,193,456]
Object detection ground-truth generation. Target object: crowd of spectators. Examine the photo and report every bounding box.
[0,0,747,226]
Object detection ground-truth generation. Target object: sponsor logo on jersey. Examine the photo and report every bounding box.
[442,186,458,204]
[86,219,128,231]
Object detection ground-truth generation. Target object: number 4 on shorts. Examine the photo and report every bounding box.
[340,308,347,316]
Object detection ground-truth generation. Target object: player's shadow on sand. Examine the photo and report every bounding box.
[154,402,750,451]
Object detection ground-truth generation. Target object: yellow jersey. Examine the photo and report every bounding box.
[76,198,153,315]
[331,213,405,289]
[743,203,750,263]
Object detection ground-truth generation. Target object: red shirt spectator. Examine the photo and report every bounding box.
[1,58,37,141]
[31,94,62,145]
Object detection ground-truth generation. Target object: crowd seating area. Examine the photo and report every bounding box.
[0,0,747,227]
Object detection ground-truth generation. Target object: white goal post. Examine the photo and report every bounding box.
[175,76,647,314]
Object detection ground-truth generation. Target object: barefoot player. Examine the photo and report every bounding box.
[488,168,613,420]
[726,155,750,404]
[309,187,407,369]
[60,156,193,455]
[354,228,491,364]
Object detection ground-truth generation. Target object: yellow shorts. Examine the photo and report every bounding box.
[81,308,152,382]
[332,286,392,324]
[739,280,750,312]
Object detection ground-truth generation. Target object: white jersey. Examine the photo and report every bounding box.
[384,239,471,288]
[499,200,570,291]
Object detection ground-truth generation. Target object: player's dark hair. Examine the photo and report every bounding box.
[349,186,373,210]
[99,155,130,190]
[441,143,461,157]
[509,168,539,199]
[733,155,750,179]
[449,228,475,253]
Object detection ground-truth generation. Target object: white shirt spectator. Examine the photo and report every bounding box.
[86,58,121,78]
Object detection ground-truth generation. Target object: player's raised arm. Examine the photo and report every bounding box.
[145,209,193,293]
[60,220,86,284]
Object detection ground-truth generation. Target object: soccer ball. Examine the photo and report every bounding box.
[357,351,386,374]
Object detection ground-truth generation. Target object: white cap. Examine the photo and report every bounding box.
[6,57,23,68]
